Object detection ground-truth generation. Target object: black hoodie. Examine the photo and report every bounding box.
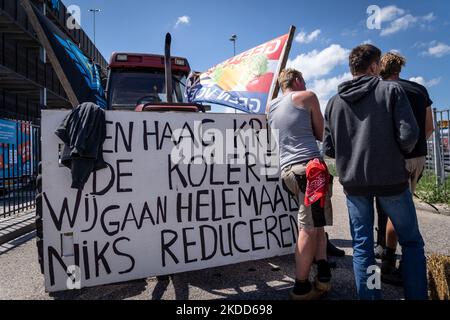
[55,102,107,190]
[323,75,419,196]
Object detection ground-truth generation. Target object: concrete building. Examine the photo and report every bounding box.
[0,0,107,124]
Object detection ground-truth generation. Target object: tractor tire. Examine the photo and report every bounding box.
[35,193,42,239]
[36,161,44,274]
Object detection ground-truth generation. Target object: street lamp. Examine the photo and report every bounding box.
[229,34,237,56]
[89,9,101,46]
[229,34,238,113]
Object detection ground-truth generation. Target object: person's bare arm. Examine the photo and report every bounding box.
[425,106,434,140]
[306,92,324,142]
[292,91,324,141]
[323,99,335,158]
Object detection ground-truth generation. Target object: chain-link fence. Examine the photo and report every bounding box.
[426,109,449,179]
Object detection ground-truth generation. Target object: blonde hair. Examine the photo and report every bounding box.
[278,68,303,91]
[380,52,406,79]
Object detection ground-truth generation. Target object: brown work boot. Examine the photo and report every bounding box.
[289,280,326,300]
[315,279,332,292]
[289,286,325,300]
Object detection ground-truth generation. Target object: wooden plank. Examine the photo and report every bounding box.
[20,0,78,106]
[17,0,28,29]
[266,25,296,112]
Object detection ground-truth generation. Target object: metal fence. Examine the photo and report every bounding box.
[425,108,449,184]
[0,121,40,218]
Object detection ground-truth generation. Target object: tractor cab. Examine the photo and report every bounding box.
[106,41,205,113]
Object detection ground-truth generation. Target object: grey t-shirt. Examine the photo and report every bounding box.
[268,92,321,169]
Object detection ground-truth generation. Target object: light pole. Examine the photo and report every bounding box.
[89,9,101,46]
[229,34,237,56]
[229,34,237,114]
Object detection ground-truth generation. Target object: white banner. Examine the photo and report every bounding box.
[42,110,298,292]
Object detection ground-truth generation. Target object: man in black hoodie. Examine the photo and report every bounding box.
[323,44,427,300]
[376,52,435,287]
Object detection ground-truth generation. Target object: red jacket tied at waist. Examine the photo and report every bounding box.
[305,159,330,208]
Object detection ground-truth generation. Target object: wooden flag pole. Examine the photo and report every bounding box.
[21,0,79,107]
[266,25,296,113]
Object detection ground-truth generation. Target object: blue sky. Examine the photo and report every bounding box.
[66,0,450,111]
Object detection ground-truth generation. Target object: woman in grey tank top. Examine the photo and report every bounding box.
[268,92,322,169]
[268,68,333,300]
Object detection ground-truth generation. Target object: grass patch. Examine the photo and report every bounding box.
[415,172,450,206]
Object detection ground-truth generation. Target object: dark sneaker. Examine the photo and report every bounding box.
[381,252,403,287]
[326,233,345,257]
[313,258,337,269]
[381,267,403,287]
[316,260,332,292]
[381,252,397,274]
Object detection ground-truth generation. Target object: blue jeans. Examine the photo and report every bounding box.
[346,189,427,300]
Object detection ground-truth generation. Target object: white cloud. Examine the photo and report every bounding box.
[377,5,436,36]
[414,40,437,49]
[362,39,372,44]
[422,12,436,22]
[413,41,427,49]
[379,5,405,23]
[175,15,190,28]
[409,76,426,85]
[287,44,349,81]
[381,14,418,36]
[423,42,450,58]
[427,77,442,86]
[409,76,442,87]
[341,29,358,37]
[295,29,321,44]
[310,73,353,112]
[311,73,353,100]
[287,44,353,111]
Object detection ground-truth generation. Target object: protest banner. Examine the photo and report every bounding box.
[42,111,298,292]
[186,27,295,114]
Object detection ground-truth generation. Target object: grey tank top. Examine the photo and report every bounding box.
[268,92,321,169]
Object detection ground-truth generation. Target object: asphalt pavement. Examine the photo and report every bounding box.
[0,182,449,300]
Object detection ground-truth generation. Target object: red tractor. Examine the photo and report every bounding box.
[105,34,206,113]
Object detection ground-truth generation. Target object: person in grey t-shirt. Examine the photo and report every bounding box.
[268,68,333,300]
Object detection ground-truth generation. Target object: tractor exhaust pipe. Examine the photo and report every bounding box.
[164,33,173,103]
